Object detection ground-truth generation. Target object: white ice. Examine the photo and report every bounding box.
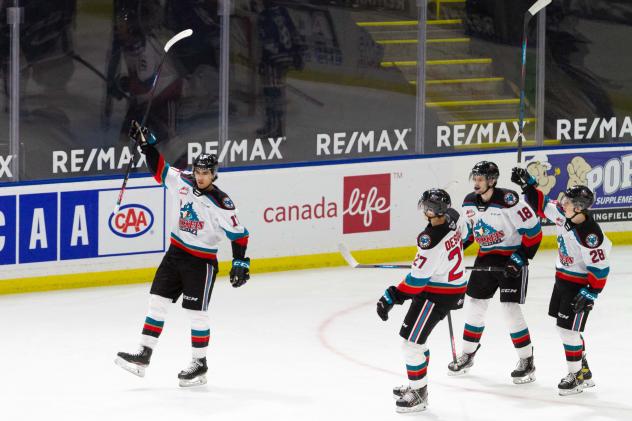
[1,248,631,421]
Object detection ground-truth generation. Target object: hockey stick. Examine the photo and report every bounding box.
[70,53,130,100]
[337,243,503,272]
[113,29,193,214]
[447,312,457,365]
[287,83,324,107]
[517,0,551,163]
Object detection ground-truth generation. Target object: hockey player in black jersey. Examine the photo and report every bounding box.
[115,121,250,387]
[448,161,542,384]
[377,189,471,412]
[512,168,611,395]
[254,0,305,138]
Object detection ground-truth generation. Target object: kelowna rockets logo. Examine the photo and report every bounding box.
[473,219,505,247]
[179,202,205,235]
[557,235,574,266]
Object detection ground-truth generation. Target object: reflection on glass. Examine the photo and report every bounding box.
[228,0,417,166]
[0,1,631,182]
[423,0,541,154]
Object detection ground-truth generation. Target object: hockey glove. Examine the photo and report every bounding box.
[504,252,525,279]
[377,287,397,321]
[511,167,537,190]
[571,287,598,313]
[128,120,157,153]
[230,258,250,288]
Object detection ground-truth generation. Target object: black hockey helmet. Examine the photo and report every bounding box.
[562,185,594,211]
[470,161,500,185]
[418,188,451,216]
[193,153,219,180]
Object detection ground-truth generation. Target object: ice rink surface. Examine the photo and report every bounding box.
[1,248,631,421]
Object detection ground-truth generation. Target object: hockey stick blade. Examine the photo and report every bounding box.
[164,29,193,53]
[338,243,407,268]
[527,0,552,18]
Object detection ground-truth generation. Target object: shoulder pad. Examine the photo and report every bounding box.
[417,224,450,250]
[208,186,236,210]
[575,217,604,249]
[445,208,460,231]
[494,188,520,208]
[463,192,477,206]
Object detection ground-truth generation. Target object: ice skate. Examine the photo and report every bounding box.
[581,355,595,388]
[178,357,208,387]
[395,386,428,413]
[447,344,481,376]
[392,384,410,399]
[115,346,152,377]
[558,370,584,396]
[511,353,535,384]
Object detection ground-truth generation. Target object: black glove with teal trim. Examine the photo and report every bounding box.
[511,167,537,190]
[230,258,250,287]
[129,120,157,153]
[504,252,525,279]
[571,287,598,313]
[377,286,397,321]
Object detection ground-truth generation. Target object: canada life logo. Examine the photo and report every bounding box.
[109,204,154,238]
[343,174,391,234]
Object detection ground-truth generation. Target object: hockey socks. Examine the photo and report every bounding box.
[463,323,485,352]
[502,302,533,359]
[462,297,490,354]
[187,309,211,359]
[402,340,428,389]
[140,294,172,349]
[395,340,429,412]
[192,329,210,356]
[557,327,582,374]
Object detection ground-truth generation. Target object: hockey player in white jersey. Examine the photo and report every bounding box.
[512,168,611,395]
[376,189,472,413]
[115,121,250,387]
[448,161,542,384]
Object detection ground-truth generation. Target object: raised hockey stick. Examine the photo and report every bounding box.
[337,243,503,272]
[113,29,193,214]
[517,0,551,163]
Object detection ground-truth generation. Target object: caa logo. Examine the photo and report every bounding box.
[343,173,391,234]
[109,204,154,238]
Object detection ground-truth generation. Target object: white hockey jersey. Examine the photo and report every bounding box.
[397,209,472,296]
[153,155,249,260]
[462,188,542,259]
[522,185,610,292]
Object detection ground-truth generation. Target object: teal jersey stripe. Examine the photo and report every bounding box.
[160,162,170,186]
[404,273,430,287]
[223,227,250,241]
[428,280,466,288]
[587,265,609,278]
[406,361,428,371]
[480,244,519,252]
[192,329,210,336]
[510,328,529,339]
[171,233,218,253]
[557,267,587,277]
[518,222,541,236]
[464,323,484,333]
[563,344,583,351]
[145,317,164,327]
